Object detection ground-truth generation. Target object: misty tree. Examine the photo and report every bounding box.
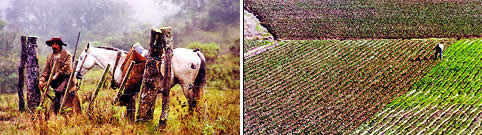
[163,0,239,31]
[0,19,19,93]
[6,0,133,43]
[0,20,6,30]
[158,0,240,46]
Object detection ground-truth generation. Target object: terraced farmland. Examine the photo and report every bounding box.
[354,38,482,134]
[244,0,481,40]
[244,39,455,134]
[243,40,273,53]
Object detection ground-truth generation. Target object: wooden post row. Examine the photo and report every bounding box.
[88,64,110,113]
[112,61,135,105]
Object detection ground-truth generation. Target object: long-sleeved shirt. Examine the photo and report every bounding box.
[40,49,76,91]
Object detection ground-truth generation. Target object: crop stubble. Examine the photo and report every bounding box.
[244,0,481,40]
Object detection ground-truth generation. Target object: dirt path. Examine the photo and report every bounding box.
[243,10,273,40]
[244,41,279,59]
[244,9,277,59]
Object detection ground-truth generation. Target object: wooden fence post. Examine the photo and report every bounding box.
[26,36,40,112]
[112,61,135,105]
[17,36,27,112]
[38,61,56,107]
[88,64,110,114]
[158,27,173,129]
[58,60,78,114]
[137,27,173,125]
[136,58,161,121]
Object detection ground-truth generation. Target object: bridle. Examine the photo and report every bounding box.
[76,48,89,79]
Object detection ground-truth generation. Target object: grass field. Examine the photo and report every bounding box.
[0,67,240,134]
[244,0,481,40]
[353,38,482,134]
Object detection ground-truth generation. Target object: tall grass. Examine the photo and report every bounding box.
[0,68,239,134]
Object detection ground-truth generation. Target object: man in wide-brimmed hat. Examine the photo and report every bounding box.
[39,37,81,114]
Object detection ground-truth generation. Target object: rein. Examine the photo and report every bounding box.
[110,51,122,89]
[75,53,88,88]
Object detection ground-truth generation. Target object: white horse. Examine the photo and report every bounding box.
[75,42,206,122]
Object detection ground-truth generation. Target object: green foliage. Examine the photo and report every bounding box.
[187,42,220,63]
[243,40,274,52]
[163,0,240,47]
[0,20,6,31]
[389,38,482,108]
[0,54,19,93]
[356,38,482,134]
[187,42,239,90]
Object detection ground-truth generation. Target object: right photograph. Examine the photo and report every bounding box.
[243,0,481,134]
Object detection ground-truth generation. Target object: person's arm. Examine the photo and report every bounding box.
[39,55,52,89]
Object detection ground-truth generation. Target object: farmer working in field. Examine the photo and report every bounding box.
[435,43,444,60]
[39,37,81,114]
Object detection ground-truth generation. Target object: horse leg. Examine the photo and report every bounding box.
[193,83,204,101]
[158,88,170,130]
[189,86,197,110]
[190,83,204,112]
[180,84,196,111]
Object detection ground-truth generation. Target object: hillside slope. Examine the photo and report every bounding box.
[354,38,482,134]
[244,39,455,134]
[244,0,481,40]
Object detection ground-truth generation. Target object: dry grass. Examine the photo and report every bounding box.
[0,68,239,134]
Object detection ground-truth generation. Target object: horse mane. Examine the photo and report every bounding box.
[95,46,127,53]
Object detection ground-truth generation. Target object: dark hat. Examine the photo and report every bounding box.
[46,37,67,46]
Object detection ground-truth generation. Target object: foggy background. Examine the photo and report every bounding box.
[0,0,239,49]
[0,0,240,92]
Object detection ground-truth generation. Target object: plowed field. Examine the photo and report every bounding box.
[244,0,481,40]
[244,39,456,134]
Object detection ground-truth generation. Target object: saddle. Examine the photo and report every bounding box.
[121,45,147,92]
[133,43,149,57]
[113,45,146,105]
[117,43,173,105]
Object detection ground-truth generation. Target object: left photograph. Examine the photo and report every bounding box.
[0,0,240,134]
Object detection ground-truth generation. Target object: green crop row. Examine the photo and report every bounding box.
[244,39,455,134]
[354,38,482,134]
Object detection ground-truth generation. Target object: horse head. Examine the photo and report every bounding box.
[75,42,97,79]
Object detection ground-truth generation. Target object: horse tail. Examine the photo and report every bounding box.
[194,51,206,99]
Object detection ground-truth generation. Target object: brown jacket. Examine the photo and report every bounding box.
[40,49,76,91]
